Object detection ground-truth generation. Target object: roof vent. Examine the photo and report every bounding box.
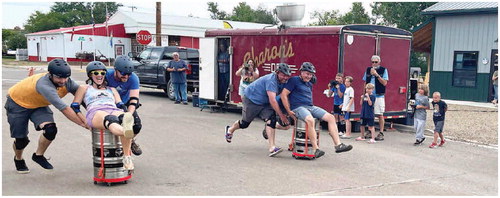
[275,3,305,28]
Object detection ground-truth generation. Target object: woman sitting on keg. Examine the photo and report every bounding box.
[71,61,135,170]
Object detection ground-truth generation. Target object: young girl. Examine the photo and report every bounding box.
[414,84,430,145]
[356,83,377,143]
[72,61,135,170]
[340,76,354,138]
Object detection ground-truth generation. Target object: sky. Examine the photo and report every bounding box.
[1,0,374,29]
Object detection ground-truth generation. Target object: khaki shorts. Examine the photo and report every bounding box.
[374,96,385,116]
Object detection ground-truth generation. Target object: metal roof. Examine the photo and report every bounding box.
[422,2,498,15]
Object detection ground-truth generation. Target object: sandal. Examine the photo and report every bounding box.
[268,147,283,157]
[355,137,365,141]
[225,126,232,143]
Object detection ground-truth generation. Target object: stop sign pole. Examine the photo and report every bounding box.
[136,30,152,45]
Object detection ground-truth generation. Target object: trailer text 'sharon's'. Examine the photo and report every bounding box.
[199,25,413,124]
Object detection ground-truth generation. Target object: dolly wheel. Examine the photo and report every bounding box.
[94,181,97,185]
[107,183,112,187]
[288,143,293,151]
[123,180,128,184]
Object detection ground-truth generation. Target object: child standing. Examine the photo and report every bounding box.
[429,92,447,148]
[340,76,354,138]
[414,84,430,145]
[328,73,346,135]
[356,83,377,143]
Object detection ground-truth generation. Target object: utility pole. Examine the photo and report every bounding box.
[128,6,137,12]
[156,2,162,46]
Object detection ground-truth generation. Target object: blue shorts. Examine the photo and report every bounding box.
[344,111,351,120]
[292,105,328,121]
[361,118,374,126]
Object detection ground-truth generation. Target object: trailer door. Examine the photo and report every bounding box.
[199,37,217,100]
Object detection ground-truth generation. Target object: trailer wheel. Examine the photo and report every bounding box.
[163,80,175,101]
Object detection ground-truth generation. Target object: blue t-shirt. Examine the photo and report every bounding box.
[245,73,282,105]
[106,68,140,103]
[331,84,346,105]
[167,60,187,83]
[360,94,376,119]
[217,52,230,73]
[284,76,313,110]
[362,66,389,97]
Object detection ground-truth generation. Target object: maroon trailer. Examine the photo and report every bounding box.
[199,25,412,125]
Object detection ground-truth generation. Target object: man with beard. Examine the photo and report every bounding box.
[5,59,88,173]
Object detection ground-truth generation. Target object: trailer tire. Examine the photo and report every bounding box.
[163,80,175,101]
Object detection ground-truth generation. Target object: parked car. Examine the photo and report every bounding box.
[130,46,199,100]
[7,49,16,56]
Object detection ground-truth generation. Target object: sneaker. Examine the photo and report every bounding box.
[14,157,30,174]
[429,143,438,148]
[262,128,268,140]
[174,101,181,104]
[338,132,344,136]
[121,112,134,139]
[268,147,283,157]
[355,137,365,141]
[335,143,353,153]
[375,132,384,141]
[367,139,376,144]
[439,140,446,147]
[314,149,325,159]
[32,153,53,170]
[340,134,352,139]
[364,133,371,139]
[414,138,425,145]
[225,126,232,143]
[182,102,188,105]
[122,155,134,170]
[131,139,143,156]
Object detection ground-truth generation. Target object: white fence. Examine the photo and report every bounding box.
[15,49,28,61]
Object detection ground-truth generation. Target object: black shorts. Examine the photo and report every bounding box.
[360,118,374,127]
[333,105,342,115]
[5,97,54,138]
[242,97,275,123]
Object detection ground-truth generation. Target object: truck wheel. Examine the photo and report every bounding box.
[163,80,175,101]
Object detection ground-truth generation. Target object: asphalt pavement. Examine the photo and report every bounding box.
[2,66,498,195]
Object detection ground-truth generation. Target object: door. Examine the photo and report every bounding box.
[40,37,47,61]
[114,44,124,58]
[340,33,376,114]
[135,48,152,82]
[36,43,40,61]
[199,37,216,100]
[144,48,163,83]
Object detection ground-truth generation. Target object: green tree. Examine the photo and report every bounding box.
[2,29,27,52]
[309,2,370,26]
[24,2,122,33]
[371,2,436,31]
[206,2,276,24]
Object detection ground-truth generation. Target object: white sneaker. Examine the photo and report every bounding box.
[121,112,134,139]
[122,155,134,170]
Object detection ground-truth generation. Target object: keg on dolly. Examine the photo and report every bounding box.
[92,129,131,186]
[290,118,320,160]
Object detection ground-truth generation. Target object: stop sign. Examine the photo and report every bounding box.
[136,30,152,45]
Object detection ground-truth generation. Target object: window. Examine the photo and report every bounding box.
[149,48,164,60]
[168,36,180,46]
[187,49,199,60]
[452,51,478,87]
[139,48,152,60]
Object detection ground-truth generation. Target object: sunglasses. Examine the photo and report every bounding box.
[372,61,379,63]
[119,71,132,76]
[92,71,107,76]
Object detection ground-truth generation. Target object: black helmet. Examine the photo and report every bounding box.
[114,55,134,74]
[48,59,71,78]
[86,61,107,77]
[300,62,316,73]
[275,63,291,76]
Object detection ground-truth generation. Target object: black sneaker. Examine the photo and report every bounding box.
[174,101,181,104]
[131,139,143,156]
[262,127,268,140]
[32,153,53,170]
[314,149,325,159]
[182,102,188,105]
[335,143,353,153]
[375,132,384,141]
[14,157,30,174]
[414,137,425,145]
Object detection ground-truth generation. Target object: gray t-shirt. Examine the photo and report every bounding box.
[36,74,79,110]
[414,93,429,120]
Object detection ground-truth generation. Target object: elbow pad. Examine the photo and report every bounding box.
[71,102,81,113]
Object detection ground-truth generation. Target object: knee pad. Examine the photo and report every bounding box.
[14,137,30,150]
[266,116,277,129]
[103,115,120,129]
[42,123,58,141]
[238,120,251,129]
[133,123,142,135]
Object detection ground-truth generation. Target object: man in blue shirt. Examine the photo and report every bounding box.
[225,63,291,157]
[106,55,143,156]
[281,62,353,158]
[167,52,188,104]
[362,55,389,141]
[217,43,230,101]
